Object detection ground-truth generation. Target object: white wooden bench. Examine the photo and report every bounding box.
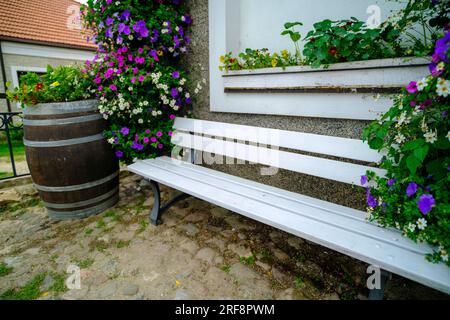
[128,117,450,298]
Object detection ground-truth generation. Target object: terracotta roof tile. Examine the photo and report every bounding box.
[0,0,96,50]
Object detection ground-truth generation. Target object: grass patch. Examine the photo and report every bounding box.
[0,273,45,300]
[0,172,12,179]
[0,263,13,277]
[138,219,149,233]
[239,255,255,266]
[116,240,131,249]
[0,140,25,158]
[104,210,120,221]
[96,219,106,229]
[75,258,95,269]
[220,264,231,273]
[48,273,68,294]
[85,228,93,236]
[295,276,305,289]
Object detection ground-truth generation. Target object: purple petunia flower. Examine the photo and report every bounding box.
[420,99,432,110]
[133,20,149,38]
[131,141,144,151]
[157,143,164,149]
[105,16,114,26]
[171,88,179,98]
[417,194,435,215]
[366,189,377,208]
[156,131,163,137]
[387,179,396,187]
[434,31,450,63]
[105,27,113,38]
[149,49,159,62]
[115,150,124,158]
[120,127,130,135]
[360,175,368,186]
[150,137,157,143]
[406,81,418,93]
[121,10,131,21]
[143,137,150,144]
[118,23,131,35]
[109,84,117,91]
[172,71,180,79]
[406,182,418,197]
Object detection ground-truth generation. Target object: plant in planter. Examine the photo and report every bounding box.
[7,65,94,106]
[7,65,120,221]
[303,18,399,68]
[362,31,450,265]
[81,0,197,164]
[219,0,449,71]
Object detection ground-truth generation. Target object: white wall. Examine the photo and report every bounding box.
[209,0,422,120]
[236,0,403,54]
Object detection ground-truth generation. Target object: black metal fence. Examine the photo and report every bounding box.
[0,112,29,180]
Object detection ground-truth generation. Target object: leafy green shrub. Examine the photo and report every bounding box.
[219,48,299,72]
[362,31,450,265]
[303,18,398,68]
[6,65,94,108]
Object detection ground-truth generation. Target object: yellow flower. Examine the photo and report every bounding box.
[219,55,225,63]
[175,279,181,286]
[51,81,60,87]
[271,59,278,68]
[281,50,289,59]
[157,50,163,56]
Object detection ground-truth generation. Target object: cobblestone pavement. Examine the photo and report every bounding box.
[0,172,447,300]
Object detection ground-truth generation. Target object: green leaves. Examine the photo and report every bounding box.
[284,22,303,29]
[402,138,425,151]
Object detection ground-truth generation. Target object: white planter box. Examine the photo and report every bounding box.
[216,57,430,120]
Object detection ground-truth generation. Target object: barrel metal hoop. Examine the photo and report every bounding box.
[43,186,119,209]
[47,194,119,220]
[34,171,119,192]
[23,133,104,148]
[23,114,103,126]
[23,100,98,116]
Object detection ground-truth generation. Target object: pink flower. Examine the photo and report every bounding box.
[98,85,103,91]
[156,131,163,137]
[133,67,139,74]
[406,81,418,93]
[151,137,157,143]
[168,131,173,137]
[138,75,145,82]
[143,137,150,143]
[110,84,117,91]
[169,114,176,120]
[131,77,136,84]
[145,129,151,134]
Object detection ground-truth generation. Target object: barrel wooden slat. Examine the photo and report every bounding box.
[24,100,119,220]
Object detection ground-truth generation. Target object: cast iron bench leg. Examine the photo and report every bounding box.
[368,269,392,300]
[148,180,191,226]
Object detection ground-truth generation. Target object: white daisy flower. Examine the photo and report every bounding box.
[417,218,427,230]
[395,133,406,144]
[416,78,428,91]
[407,223,416,232]
[424,130,437,144]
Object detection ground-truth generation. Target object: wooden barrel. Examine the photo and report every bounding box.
[23,100,119,220]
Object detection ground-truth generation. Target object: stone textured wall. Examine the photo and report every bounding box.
[185,0,370,210]
[0,53,83,112]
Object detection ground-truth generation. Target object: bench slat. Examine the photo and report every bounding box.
[172,131,386,186]
[174,118,383,163]
[149,157,430,255]
[128,158,450,294]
